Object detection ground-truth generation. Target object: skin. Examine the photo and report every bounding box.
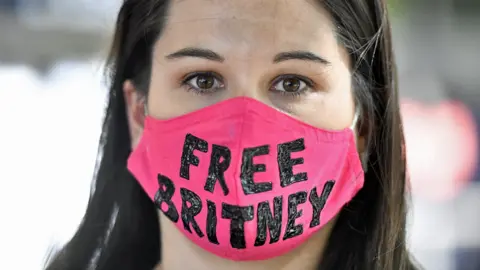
[124,0,363,269]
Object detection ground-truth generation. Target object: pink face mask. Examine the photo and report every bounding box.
[127,97,364,261]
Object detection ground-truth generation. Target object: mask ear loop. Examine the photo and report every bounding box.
[350,108,369,172]
[350,109,360,130]
[144,102,149,116]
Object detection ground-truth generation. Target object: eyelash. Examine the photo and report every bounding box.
[182,71,223,95]
[181,72,315,97]
[271,74,314,97]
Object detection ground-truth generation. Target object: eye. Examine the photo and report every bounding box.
[183,72,224,93]
[270,75,312,95]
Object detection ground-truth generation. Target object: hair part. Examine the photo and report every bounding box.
[45,1,417,269]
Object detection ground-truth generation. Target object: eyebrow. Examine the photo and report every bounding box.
[165,47,330,65]
[273,51,331,65]
[165,47,225,62]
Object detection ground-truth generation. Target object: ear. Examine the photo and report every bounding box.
[356,124,368,171]
[354,112,368,171]
[123,80,146,149]
[357,136,366,155]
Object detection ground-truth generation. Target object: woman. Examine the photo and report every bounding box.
[46,0,419,269]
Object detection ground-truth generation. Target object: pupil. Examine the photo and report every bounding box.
[283,78,300,92]
[197,75,214,89]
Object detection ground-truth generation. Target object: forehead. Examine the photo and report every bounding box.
[157,0,337,55]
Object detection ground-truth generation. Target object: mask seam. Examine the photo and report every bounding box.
[232,100,249,205]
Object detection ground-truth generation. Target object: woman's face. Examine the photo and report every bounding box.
[124,1,361,267]
[126,0,356,139]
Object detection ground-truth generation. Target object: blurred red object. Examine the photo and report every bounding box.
[401,99,478,201]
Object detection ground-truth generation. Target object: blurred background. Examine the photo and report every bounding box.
[0,0,479,269]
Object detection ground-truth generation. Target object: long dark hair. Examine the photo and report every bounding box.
[45,1,418,269]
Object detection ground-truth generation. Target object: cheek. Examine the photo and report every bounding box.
[295,95,355,130]
[292,77,355,131]
[295,51,355,130]
[147,72,198,119]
